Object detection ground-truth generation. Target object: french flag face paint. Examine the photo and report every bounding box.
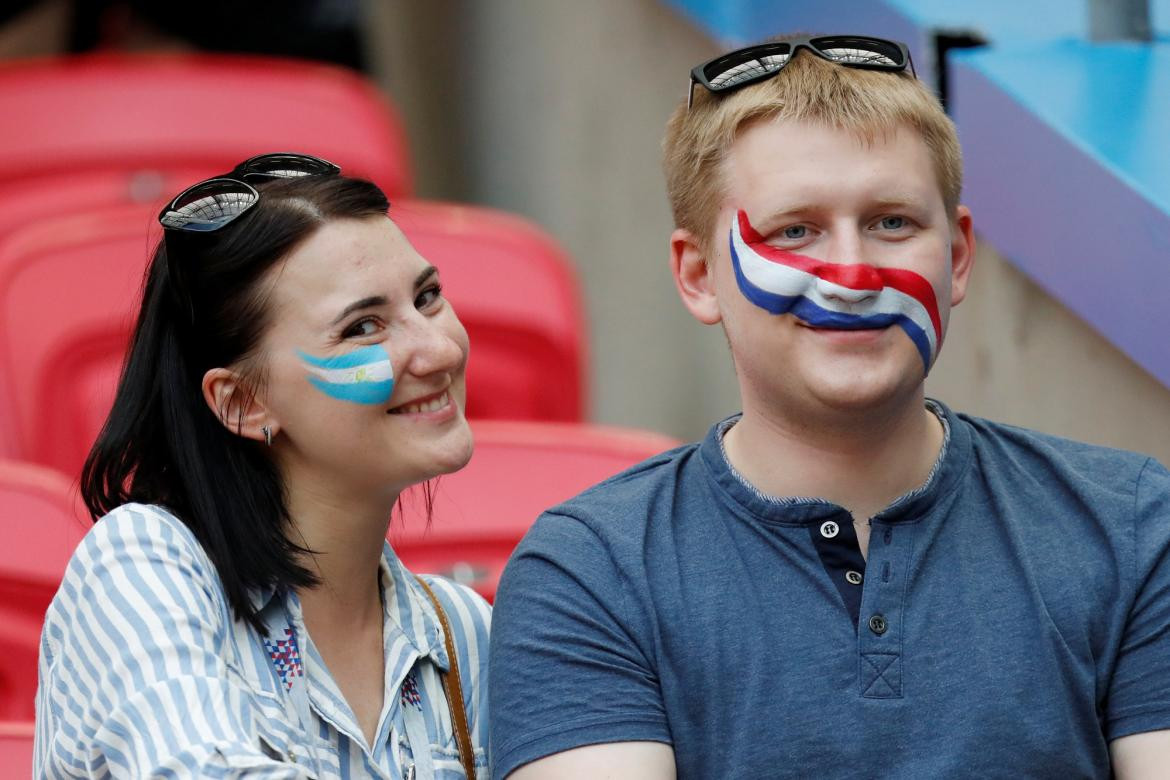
[728,209,944,372]
[298,343,395,405]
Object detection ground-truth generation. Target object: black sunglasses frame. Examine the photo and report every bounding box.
[687,35,915,109]
[157,152,341,234]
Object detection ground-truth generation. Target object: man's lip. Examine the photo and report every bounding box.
[798,322,890,332]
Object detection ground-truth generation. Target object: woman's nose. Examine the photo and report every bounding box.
[399,315,467,378]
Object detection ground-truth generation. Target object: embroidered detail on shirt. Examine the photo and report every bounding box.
[860,652,903,698]
[263,627,304,692]
[401,672,423,710]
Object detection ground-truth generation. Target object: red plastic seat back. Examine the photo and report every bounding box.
[0,461,89,721]
[391,420,679,600]
[0,205,153,472]
[0,52,411,197]
[393,200,587,422]
[0,722,35,778]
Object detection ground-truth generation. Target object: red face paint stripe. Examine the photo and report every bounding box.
[736,209,942,342]
[874,267,942,344]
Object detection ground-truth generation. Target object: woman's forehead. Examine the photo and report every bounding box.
[265,217,425,319]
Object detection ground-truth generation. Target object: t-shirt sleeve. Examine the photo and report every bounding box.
[1105,458,1170,740]
[34,505,314,778]
[488,510,670,779]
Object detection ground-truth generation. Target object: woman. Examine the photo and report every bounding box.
[34,154,490,778]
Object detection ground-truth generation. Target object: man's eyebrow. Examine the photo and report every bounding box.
[869,196,928,211]
[331,295,387,326]
[415,265,438,288]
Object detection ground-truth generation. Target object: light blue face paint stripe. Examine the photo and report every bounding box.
[300,342,395,405]
[298,343,390,370]
[306,375,395,405]
[730,230,933,372]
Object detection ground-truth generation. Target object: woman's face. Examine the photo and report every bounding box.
[255,215,472,496]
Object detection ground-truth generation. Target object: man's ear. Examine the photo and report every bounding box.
[949,205,977,307]
[670,227,722,325]
[201,367,273,444]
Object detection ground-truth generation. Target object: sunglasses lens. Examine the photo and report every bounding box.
[812,37,905,68]
[160,179,258,232]
[703,44,792,90]
[234,153,342,181]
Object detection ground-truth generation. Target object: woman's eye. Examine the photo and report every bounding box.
[782,225,807,240]
[343,318,379,338]
[415,284,443,310]
[879,216,906,230]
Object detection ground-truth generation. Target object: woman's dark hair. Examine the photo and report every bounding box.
[81,173,390,631]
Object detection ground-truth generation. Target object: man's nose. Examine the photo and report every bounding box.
[817,232,883,300]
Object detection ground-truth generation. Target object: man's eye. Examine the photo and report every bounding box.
[415,284,443,309]
[782,226,807,239]
[880,216,906,230]
[343,318,379,338]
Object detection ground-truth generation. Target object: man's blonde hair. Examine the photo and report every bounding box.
[662,50,962,248]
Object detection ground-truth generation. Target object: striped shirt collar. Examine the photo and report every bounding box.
[247,540,449,670]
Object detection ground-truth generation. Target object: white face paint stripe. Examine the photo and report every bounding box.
[302,359,393,386]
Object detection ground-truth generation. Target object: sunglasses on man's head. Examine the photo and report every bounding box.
[688,35,915,109]
[158,152,341,234]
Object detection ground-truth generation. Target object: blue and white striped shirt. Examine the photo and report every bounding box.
[34,503,491,778]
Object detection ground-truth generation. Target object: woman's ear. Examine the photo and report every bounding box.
[670,227,722,325]
[201,367,274,444]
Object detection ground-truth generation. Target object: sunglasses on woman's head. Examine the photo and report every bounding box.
[687,35,915,109]
[158,152,341,234]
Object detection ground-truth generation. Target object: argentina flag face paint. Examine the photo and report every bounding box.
[729,209,943,372]
[298,343,395,405]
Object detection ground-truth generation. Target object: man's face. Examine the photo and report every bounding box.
[702,117,973,418]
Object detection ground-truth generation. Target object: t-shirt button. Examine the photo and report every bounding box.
[820,521,839,539]
[846,570,863,585]
[868,614,888,635]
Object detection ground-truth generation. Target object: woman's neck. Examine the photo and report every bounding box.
[282,473,397,629]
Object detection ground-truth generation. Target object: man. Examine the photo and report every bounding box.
[488,35,1170,778]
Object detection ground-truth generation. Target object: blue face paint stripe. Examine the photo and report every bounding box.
[306,376,395,405]
[730,229,933,371]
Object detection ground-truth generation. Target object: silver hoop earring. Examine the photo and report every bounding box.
[261,425,273,447]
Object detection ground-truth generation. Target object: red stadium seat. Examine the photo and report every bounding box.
[0,461,89,721]
[0,167,203,241]
[0,52,412,197]
[0,722,35,778]
[0,199,586,472]
[391,420,679,601]
[392,200,587,423]
[0,206,150,467]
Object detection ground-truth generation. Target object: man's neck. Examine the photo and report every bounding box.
[722,394,945,524]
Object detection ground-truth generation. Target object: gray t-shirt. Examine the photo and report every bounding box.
[489,400,1170,779]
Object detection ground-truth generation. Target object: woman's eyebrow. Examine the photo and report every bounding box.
[330,295,387,326]
[414,265,438,289]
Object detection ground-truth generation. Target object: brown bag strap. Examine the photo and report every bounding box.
[415,576,477,779]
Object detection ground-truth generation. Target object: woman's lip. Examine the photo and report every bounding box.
[386,389,455,417]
